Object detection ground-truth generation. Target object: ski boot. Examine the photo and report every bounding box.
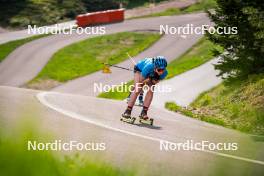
[134,92,144,107]
[139,109,154,125]
[121,108,136,124]
[138,93,144,107]
[138,99,144,107]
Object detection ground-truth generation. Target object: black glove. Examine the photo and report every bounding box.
[148,72,160,85]
[151,72,160,81]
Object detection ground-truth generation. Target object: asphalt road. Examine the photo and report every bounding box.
[1,86,263,175]
[53,13,211,96]
[0,0,196,44]
[1,12,263,175]
[0,21,76,44]
[0,13,209,88]
[152,58,222,107]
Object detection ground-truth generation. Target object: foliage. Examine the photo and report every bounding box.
[166,74,264,135]
[207,0,264,79]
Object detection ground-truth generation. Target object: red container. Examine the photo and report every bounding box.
[91,11,110,24]
[76,9,125,27]
[76,14,92,27]
[108,9,124,22]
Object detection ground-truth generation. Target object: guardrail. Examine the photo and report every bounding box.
[76,9,125,27]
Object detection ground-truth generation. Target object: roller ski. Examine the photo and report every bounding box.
[120,109,136,124]
[138,109,154,126]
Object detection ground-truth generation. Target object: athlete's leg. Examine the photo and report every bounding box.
[127,72,144,107]
[126,87,133,103]
[139,84,155,119]
[143,84,155,107]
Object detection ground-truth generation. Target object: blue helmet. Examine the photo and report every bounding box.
[153,56,167,69]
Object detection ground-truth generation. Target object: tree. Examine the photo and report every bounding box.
[82,0,119,12]
[207,0,264,79]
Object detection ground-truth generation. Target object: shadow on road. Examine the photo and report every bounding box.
[134,123,162,130]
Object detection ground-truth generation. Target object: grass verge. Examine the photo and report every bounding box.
[0,34,50,62]
[166,74,264,135]
[166,37,222,79]
[98,37,223,100]
[0,122,134,176]
[98,81,134,100]
[27,32,161,90]
[130,0,217,19]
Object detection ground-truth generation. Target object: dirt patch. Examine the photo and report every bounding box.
[23,79,62,90]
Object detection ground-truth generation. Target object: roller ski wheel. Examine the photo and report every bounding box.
[121,114,136,124]
[139,116,154,126]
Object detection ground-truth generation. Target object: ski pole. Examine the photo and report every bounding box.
[103,63,133,71]
[126,52,136,65]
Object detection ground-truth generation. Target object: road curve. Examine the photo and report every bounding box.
[1,86,263,175]
[53,13,211,96]
[38,90,264,174]
[152,58,222,107]
[0,13,210,87]
[0,21,76,44]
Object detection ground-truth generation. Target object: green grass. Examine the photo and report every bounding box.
[98,37,223,100]
[166,37,223,79]
[0,123,134,176]
[165,102,226,126]
[0,34,50,62]
[183,0,216,13]
[166,74,264,135]
[28,32,161,89]
[131,0,217,19]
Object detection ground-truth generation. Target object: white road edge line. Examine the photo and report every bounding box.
[37,91,264,166]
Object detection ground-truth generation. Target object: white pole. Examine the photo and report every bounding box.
[126,52,136,65]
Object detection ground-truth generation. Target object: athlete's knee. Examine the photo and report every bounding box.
[133,83,143,93]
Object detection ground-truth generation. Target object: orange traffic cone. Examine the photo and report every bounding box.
[102,64,112,73]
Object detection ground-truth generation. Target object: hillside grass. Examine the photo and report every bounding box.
[0,34,50,62]
[27,32,161,89]
[166,74,264,135]
[166,37,223,79]
[98,37,223,100]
